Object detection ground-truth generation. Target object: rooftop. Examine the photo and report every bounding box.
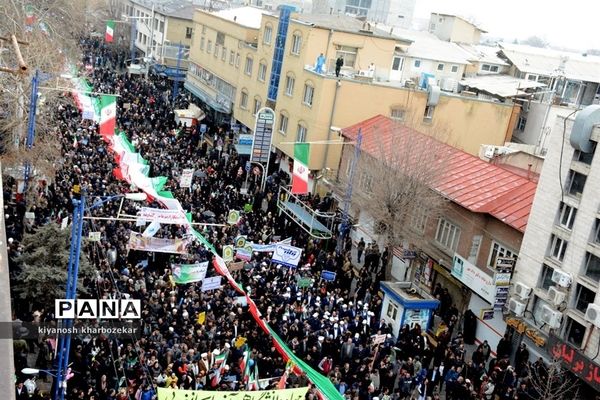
[458,44,508,66]
[212,6,271,29]
[430,12,488,33]
[460,74,546,98]
[498,43,600,83]
[130,0,199,19]
[402,36,473,65]
[341,115,537,232]
[293,14,412,43]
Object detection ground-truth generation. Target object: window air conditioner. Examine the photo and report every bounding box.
[585,304,600,328]
[514,282,532,299]
[551,269,572,288]
[540,304,563,329]
[508,298,526,317]
[547,286,567,306]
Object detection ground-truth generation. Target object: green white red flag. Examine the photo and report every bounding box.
[105,20,115,42]
[99,95,117,136]
[291,143,310,194]
[25,5,35,26]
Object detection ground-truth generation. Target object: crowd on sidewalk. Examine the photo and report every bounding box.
[7,37,569,400]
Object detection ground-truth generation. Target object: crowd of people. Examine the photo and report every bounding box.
[7,37,574,400]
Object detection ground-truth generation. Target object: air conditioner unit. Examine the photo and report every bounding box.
[508,298,526,317]
[540,304,563,328]
[514,282,532,299]
[547,286,567,306]
[551,269,572,288]
[585,304,600,328]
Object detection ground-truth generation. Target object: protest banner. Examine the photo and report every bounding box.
[127,232,188,254]
[228,261,244,272]
[223,245,234,262]
[142,221,161,237]
[171,262,209,284]
[201,276,222,292]
[227,210,241,225]
[88,232,101,242]
[272,244,303,268]
[157,387,308,400]
[180,168,194,188]
[138,207,188,225]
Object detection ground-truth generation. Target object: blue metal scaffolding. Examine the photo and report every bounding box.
[267,6,294,102]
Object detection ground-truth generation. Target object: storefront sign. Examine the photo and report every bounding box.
[452,254,496,304]
[238,134,254,146]
[495,256,515,271]
[480,309,495,320]
[506,318,546,347]
[251,107,275,163]
[404,309,429,329]
[549,334,600,391]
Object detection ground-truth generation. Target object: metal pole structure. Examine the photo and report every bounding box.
[130,17,136,63]
[172,42,183,102]
[0,164,16,400]
[23,69,39,190]
[53,194,86,400]
[144,3,155,80]
[336,129,362,255]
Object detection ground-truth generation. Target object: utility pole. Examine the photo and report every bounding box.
[336,129,362,254]
[23,69,39,190]
[53,193,86,400]
[144,3,155,80]
[171,42,183,102]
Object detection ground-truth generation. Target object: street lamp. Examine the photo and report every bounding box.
[22,368,57,377]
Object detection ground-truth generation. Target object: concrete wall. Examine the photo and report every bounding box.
[514,101,577,153]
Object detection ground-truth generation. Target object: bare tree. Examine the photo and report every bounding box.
[528,359,579,400]
[338,118,449,279]
[522,35,549,48]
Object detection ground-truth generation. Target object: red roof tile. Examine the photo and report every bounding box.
[341,115,537,233]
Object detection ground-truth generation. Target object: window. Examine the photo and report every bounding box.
[565,317,586,347]
[291,34,302,55]
[240,91,248,109]
[214,44,219,58]
[200,37,205,50]
[575,284,595,313]
[488,241,517,268]
[435,218,461,251]
[303,84,314,106]
[258,63,267,82]
[284,75,295,96]
[481,64,491,71]
[216,32,225,46]
[573,143,596,165]
[185,27,193,39]
[593,219,600,244]
[468,235,482,264]
[229,50,235,65]
[490,65,499,72]
[548,234,568,262]
[390,108,405,121]
[201,25,206,34]
[253,98,261,115]
[222,47,227,61]
[414,60,421,68]
[207,40,212,53]
[567,170,587,197]
[437,63,444,71]
[392,56,404,71]
[296,124,307,143]
[360,172,373,192]
[539,264,555,290]
[424,105,435,120]
[527,74,538,81]
[263,25,273,45]
[159,21,164,34]
[278,113,288,134]
[557,202,577,230]
[517,116,527,131]
[584,252,600,281]
[235,53,240,68]
[411,207,428,234]
[386,301,398,320]
[336,46,358,68]
[451,65,458,73]
[244,57,253,75]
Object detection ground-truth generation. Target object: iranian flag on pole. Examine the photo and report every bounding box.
[25,5,35,26]
[105,20,115,42]
[291,143,310,194]
[99,95,117,136]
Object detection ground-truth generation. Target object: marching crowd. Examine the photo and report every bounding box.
[8,37,567,400]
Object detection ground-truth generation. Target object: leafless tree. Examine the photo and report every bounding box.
[338,118,450,278]
[527,359,579,400]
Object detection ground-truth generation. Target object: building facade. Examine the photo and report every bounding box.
[508,106,600,394]
[328,115,536,350]
[185,8,521,187]
[428,13,486,45]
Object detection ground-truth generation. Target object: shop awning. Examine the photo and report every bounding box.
[184,82,230,114]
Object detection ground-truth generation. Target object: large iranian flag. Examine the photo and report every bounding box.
[291,143,310,194]
[99,95,117,136]
[105,20,115,42]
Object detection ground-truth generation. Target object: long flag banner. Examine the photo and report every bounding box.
[157,387,308,400]
[127,232,188,254]
[171,262,208,284]
[91,117,343,400]
[105,20,115,42]
[291,143,310,194]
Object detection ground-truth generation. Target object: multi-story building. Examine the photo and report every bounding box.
[123,0,196,77]
[327,115,536,349]
[508,106,600,396]
[428,13,486,45]
[185,7,522,191]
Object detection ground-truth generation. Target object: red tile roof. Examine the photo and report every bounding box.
[341,115,537,233]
